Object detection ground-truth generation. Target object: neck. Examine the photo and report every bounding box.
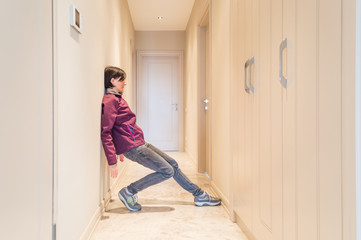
[106,88,122,96]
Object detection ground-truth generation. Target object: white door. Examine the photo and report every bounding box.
[137,53,182,151]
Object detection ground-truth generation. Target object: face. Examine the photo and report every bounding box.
[111,77,126,93]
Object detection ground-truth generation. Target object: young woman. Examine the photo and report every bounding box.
[101,66,221,211]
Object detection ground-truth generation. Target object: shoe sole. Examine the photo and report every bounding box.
[194,201,221,207]
[118,191,141,212]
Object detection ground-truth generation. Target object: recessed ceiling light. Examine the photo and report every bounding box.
[157,16,163,20]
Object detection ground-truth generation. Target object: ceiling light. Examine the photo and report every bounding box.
[157,16,163,20]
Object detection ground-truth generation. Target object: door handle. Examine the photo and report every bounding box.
[248,57,255,93]
[244,59,250,93]
[279,38,288,88]
[203,99,209,111]
[244,57,255,94]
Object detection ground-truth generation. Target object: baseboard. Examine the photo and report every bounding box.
[235,212,257,240]
[83,160,130,240]
[80,205,102,240]
[210,181,236,222]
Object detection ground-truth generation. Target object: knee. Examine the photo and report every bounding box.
[162,166,174,179]
[172,161,179,170]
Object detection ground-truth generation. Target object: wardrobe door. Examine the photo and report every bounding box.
[281,0,297,238]
[252,0,284,238]
[282,0,343,239]
[254,0,273,237]
[232,0,247,222]
[250,0,260,232]
[291,0,343,239]
[317,0,342,239]
[239,0,255,230]
[270,0,284,238]
[294,0,319,239]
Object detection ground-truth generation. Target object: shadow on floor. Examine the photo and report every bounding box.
[140,198,194,206]
[106,206,175,214]
[109,198,194,206]
[105,198,195,214]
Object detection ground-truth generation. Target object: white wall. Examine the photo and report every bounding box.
[184,0,209,166]
[55,0,134,239]
[0,0,53,239]
[135,31,185,51]
[185,0,232,208]
[210,0,231,206]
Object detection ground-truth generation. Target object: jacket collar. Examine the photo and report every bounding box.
[106,88,122,97]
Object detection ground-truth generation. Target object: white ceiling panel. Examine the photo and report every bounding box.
[127,0,196,31]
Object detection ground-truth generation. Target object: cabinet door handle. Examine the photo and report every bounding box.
[248,57,255,93]
[244,59,250,93]
[279,38,288,88]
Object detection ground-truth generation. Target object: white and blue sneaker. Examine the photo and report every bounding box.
[194,192,221,207]
[118,187,142,211]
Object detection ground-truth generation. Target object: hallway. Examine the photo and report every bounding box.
[90,152,247,240]
[1,0,361,239]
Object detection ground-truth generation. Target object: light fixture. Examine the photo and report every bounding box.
[157,16,163,20]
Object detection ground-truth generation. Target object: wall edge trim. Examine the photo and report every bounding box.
[211,181,235,222]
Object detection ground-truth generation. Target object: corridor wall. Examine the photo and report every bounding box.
[0,0,53,239]
[185,0,209,173]
[210,0,232,210]
[185,0,233,211]
[55,0,135,239]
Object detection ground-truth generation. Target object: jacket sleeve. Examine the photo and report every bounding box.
[101,97,118,165]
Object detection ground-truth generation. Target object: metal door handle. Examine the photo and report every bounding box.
[203,99,209,111]
[280,38,287,88]
[244,59,250,93]
[248,57,255,93]
[244,57,255,94]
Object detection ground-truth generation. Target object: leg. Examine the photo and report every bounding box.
[146,143,203,196]
[123,143,175,194]
[147,144,221,206]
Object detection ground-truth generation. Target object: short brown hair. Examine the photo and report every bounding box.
[104,66,126,89]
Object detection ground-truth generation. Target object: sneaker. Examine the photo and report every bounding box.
[194,192,221,207]
[118,187,142,211]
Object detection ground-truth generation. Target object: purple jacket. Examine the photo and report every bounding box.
[101,93,145,165]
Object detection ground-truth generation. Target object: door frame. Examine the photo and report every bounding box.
[197,4,212,176]
[136,51,184,151]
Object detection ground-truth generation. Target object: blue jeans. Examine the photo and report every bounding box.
[123,143,203,196]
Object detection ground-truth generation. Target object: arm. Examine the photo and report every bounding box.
[101,97,118,166]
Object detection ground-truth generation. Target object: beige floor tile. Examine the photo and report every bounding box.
[90,152,248,240]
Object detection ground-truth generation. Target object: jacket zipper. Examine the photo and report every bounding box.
[126,124,136,142]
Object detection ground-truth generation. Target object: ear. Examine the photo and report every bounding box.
[110,78,116,86]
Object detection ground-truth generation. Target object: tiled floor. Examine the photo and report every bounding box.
[90,152,248,240]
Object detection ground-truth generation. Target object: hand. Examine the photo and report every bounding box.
[117,154,125,162]
[109,163,118,178]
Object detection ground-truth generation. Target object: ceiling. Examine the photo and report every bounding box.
[127,0,196,31]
